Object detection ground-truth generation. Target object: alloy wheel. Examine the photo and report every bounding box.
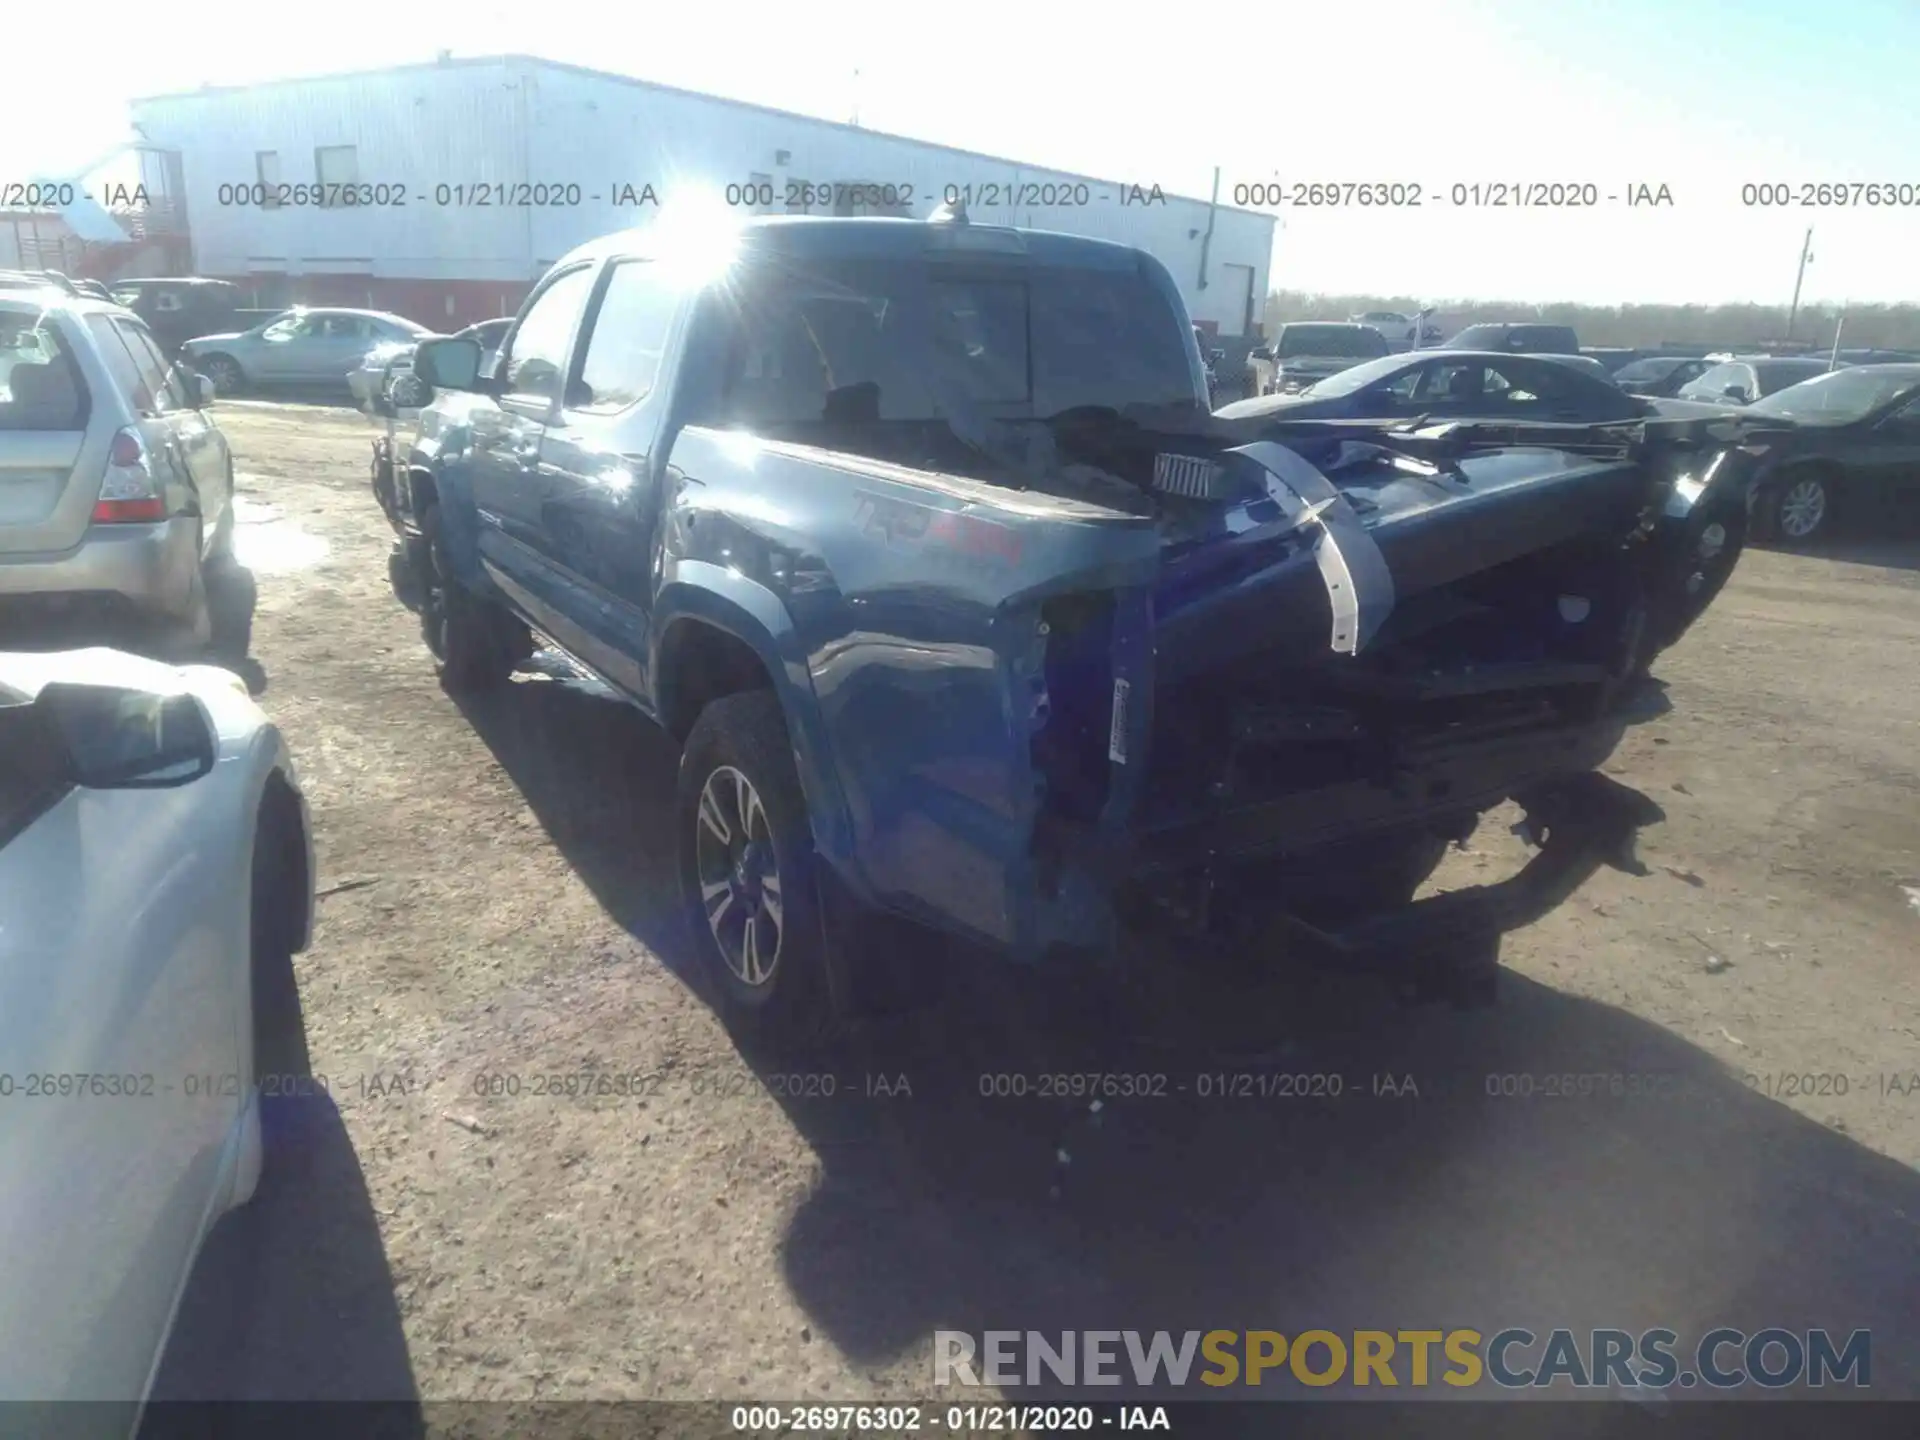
[1778,477,1828,540]
[694,765,785,987]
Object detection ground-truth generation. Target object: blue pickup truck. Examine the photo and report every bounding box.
[388,209,1772,1043]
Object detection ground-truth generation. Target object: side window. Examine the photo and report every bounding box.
[1417,360,1487,404]
[315,145,358,208]
[261,315,306,341]
[257,150,282,209]
[574,261,679,413]
[115,321,191,411]
[85,315,157,414]
[501,266,597,408]
[1690,363,1738,396]
[1378,364,1426,403]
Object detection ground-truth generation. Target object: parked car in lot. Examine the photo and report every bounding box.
[1732,364,1920,544]
[392,210,1761,1041]
[106,278,260,361]
[1439,322,1582,355]
[181,307,432,395]
[1538,353,1616,381]
[1248,322,1392,396]
[0,646,313,1424]
[1216,349,1648,425]
[1,291,234,646]
[1677,356,1837,405]
[1579,347,1641,374]
[349,317,511,410]
[1348,310,1417,349]
[1612,354,1714,398]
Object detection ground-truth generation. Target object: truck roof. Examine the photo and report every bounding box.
[555,213,1149,272]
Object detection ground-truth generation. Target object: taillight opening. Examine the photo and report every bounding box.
[93,497,168,523]
[108,431,144,468]
[94,427,165,525]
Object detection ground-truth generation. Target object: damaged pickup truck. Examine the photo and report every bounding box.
[400,209,1775,1041]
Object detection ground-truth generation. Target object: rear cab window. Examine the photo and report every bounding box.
[0,310,89,430]
[689,251,1198,434]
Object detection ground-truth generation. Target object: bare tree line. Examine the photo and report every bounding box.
[1265,291,1920,350]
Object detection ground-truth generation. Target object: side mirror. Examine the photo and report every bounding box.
[1722,385,1747,401]
[1251,346,1272,361]
[414,336,486,391]
[192,371,216,408]
[31,682,216,789]
[1210,348,1226,364]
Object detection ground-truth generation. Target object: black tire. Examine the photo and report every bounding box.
[418,503,529,691]
[251,791,311,1086]
[676,689,839,1049]
[1752,469,1835,547]
[201,354,245,396]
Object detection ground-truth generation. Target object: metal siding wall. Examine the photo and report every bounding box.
[530,70,1277,334]
[131,63,533,284]
[132,60,1277,333]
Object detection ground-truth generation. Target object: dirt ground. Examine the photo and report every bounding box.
[147,400,1920,1409]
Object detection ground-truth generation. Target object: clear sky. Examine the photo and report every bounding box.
[7,0,1917,306]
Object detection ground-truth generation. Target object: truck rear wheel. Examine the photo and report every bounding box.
[676,690,839,1049]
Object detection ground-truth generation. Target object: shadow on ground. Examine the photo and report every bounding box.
[142,944,419,1432]
[1757,525,1920,575]
[456,667,1920,1412]
[0,561,267,695]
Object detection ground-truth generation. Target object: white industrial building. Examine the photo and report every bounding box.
[127,55,1276,336]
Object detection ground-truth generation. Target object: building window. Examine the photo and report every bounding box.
[315,145,359,207]
[748,173,773,215]
[256,151,282,209]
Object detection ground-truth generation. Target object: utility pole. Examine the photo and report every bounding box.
[1785,227,1814,342]
[850,69,861,127]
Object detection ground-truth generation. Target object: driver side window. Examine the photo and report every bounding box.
[501,266,596,408]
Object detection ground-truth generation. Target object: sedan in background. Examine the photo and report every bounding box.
[182,308,433,396]
[1538,353,1616,381]
[1677,356,1838,405]
[0,646,314,1429]
[1248,322,1392,396]
[1438,322,1582,356]
[1216,349,1648,427]
[1733,364,1920,544]
[348,318,511,410]
[1612,355,1714,399]
[1348,310,1418,349]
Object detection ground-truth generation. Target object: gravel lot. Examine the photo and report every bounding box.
[146,401,1920,1407]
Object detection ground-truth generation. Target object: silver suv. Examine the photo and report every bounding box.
[0,286,234,641]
